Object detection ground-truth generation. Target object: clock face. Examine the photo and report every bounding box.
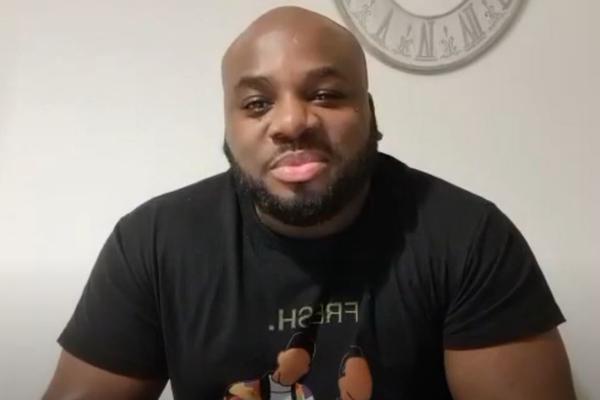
[335,0,524,72]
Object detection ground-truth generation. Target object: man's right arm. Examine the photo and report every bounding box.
[46,212,169,399]
[43,350,167,400]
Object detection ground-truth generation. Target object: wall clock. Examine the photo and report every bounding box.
[335,0,524,72]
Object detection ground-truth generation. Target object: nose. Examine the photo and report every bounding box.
[268,95,316,143]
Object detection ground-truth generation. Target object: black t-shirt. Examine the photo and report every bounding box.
[58,153,565,399]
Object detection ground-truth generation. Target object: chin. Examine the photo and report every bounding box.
[267,177,331,198]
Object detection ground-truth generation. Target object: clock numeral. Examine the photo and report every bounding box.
[459,2,486,51]
[497,0,513,10]
[373,9,394,47]
[416,20,437,61]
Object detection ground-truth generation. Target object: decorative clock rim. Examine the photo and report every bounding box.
[388,0,470,20]
[334,0,525,74]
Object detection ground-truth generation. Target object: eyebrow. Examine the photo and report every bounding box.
[233,75,273,93]
[233,65,348,92]
[304,66,348,83]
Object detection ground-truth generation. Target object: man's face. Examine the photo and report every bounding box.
[223,26,377,226]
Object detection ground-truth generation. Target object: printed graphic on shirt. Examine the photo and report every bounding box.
[338,346,372,400]
[223,332,373,399]
[269,301,360,332]
[224,374,314,400]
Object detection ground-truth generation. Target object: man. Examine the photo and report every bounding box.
[44,6,576,400]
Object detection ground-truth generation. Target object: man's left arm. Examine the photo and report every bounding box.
[445,328,576,400]
[441,203,576,399]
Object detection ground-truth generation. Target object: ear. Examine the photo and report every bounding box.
[368,93,383,141]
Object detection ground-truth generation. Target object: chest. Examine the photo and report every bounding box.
[158,239,451,399]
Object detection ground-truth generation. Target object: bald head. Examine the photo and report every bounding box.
[220,7,379,231]
[221,6,368,91]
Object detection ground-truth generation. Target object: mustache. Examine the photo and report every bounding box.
[269,141,332,157]
[268,130,336,164]
[223,137,335,166]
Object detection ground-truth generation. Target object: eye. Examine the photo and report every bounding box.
[242,97,272,115]
[313,90,344,104]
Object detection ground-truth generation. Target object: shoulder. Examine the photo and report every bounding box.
[137,170,233,212]
[374,153,518,293]
[376,153,495,239]
[116,171,237,237]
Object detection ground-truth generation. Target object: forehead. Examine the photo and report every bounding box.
[223,27,365,89]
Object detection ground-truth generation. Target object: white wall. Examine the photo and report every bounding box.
[1,0,598,399]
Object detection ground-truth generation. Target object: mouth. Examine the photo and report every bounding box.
[270,150,329,183]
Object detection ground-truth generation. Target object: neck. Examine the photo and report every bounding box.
[256,183,370,239]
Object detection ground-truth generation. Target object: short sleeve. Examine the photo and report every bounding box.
[58,214,167,378]
[443,204,565,348]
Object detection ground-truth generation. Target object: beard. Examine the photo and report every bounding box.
[224,131,379,227]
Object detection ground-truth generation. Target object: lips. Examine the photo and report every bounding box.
[270,151,328,183]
